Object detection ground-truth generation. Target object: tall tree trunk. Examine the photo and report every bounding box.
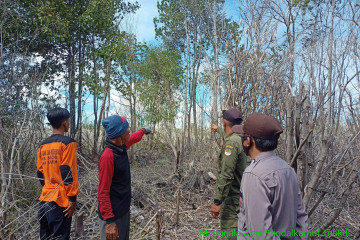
[191,27,198,145]
[182,17,190,152]
[0,125,7,214]
[285,96,294,164]
[303,0,335,207]
[0,141,6,229]
[187,84,191,147]
[129,73,136,163]
[102,68,111,147]
[211,0,219,126]
[92,37,98,157]
[68,47,76,139]
[106,75,111,118]
[301,86,311,195]
[95,86,108,153]
[93,95,98,156]
[95,59,111,152]
[77,37,83,151]
[285,2,295,164]
[192,58,197,146]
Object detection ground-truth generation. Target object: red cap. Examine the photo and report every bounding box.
[232,113,283,140]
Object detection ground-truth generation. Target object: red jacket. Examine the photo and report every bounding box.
[125,128,146,150]
[97,129,145,222]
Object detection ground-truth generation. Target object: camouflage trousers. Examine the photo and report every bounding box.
[220,196,239,240]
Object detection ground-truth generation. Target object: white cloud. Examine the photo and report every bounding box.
[109,89,132,118]
[39,87,65,100]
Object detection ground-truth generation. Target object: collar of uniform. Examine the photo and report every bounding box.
[253,151,276,164]
[224,132,236,140]
[105,139,126,153]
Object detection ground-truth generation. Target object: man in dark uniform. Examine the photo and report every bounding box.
[210,109,247,239]
[232,113,309,240]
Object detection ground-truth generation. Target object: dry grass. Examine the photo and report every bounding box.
[2,140,359,239]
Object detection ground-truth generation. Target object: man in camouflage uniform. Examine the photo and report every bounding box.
[210,109,247,239]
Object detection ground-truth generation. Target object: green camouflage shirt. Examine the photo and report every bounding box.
[215,127,247,202]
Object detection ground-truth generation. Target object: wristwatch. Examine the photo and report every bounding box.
[214,199,222,206]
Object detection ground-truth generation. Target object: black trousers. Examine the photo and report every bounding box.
[38,201,72,240]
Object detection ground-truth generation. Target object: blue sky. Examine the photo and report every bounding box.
[128,0,159,43]
[116,0,241,126]
[129,0,241,43]
[77,0,242,124]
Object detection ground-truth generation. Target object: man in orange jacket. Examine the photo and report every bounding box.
[37,108,79,240]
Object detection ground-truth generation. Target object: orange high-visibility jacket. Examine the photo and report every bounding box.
[37,134,79,207]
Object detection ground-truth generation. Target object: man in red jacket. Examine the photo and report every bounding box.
[97,115,150,240]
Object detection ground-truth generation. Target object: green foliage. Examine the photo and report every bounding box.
[6,0,140,95]
[27,0,139,46]
[111,34,139,95]
[154,0,187,50]
[155,0,228,50]
[291,0,315,13]
[154,0,236,92]
[136,46,184,124]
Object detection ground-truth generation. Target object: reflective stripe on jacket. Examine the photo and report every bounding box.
[37,134,78,207]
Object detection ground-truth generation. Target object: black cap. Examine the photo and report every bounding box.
[232,113,283,139]
[222,108,242,125]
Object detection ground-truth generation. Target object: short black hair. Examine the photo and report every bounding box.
[224,119,240,128]
[47,107,70,129]
[223,116,242,125]
[227,121,234,128]
[253,135,279,151]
